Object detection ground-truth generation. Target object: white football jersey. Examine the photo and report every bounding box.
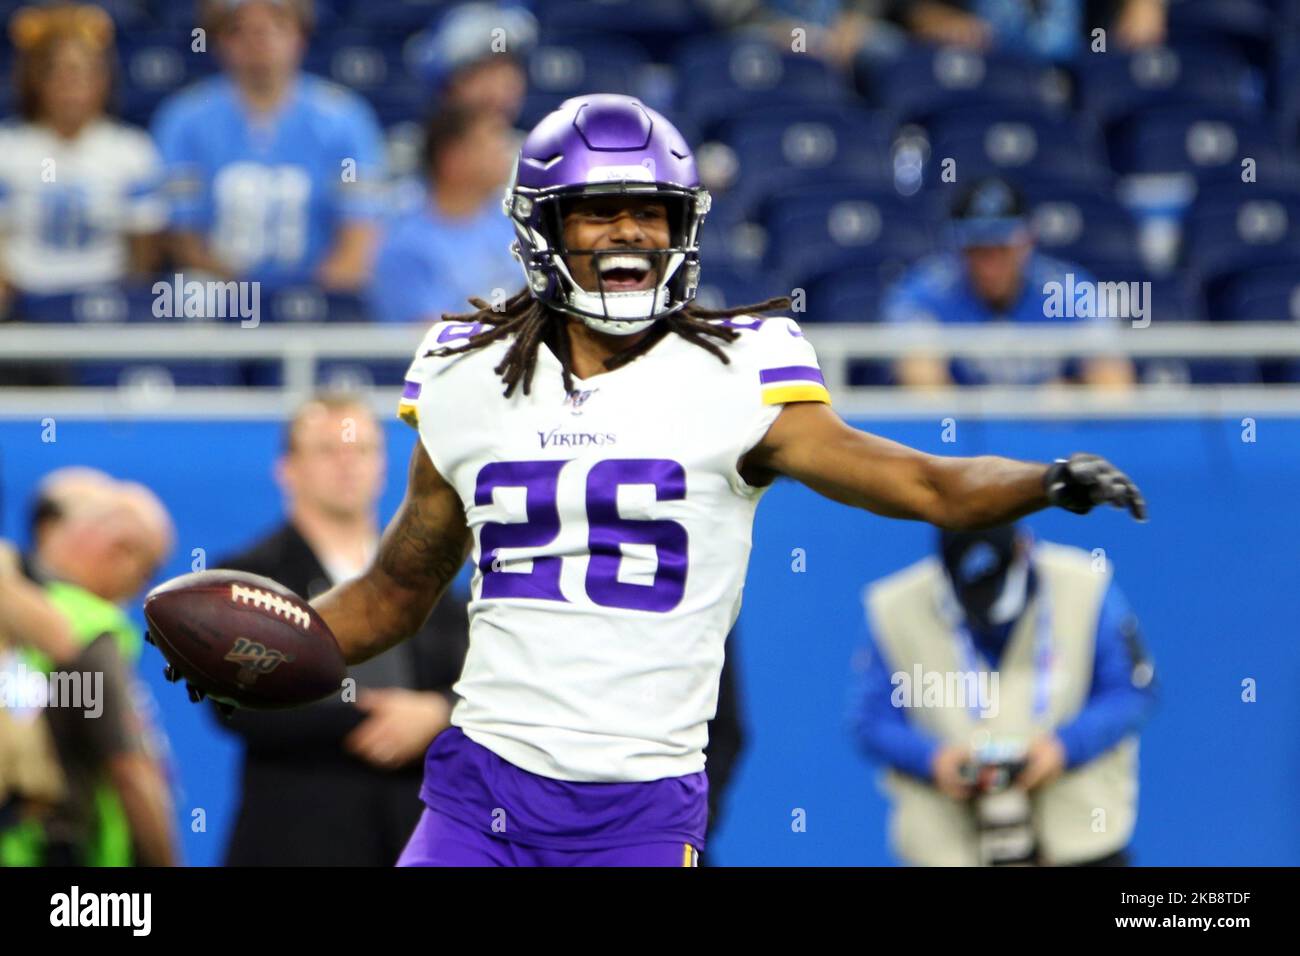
[399,314,831,782]
[0,119,164,294]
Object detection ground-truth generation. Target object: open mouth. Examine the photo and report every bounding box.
[595,254,656,292]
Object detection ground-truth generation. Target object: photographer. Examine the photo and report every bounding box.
[850,524,1156,866]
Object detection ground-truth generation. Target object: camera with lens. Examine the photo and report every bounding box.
[958,738,1037,866]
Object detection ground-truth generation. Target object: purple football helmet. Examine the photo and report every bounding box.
[503,94,711,335]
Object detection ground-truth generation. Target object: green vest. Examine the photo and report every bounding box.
[3,582,141,867]
[866,543,1138,866]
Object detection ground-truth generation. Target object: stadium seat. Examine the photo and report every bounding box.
[718,105,896,190]
[1202,263,1300,381]
[1074,43,1265,125]
[859,43,1070,124]
[13,285,249,388]
[798,266,888,325]
[518,41,646,128]
[1166,1,1275,66]
[1181,190,1300,281]
[698,163,889,231]
[339,0,447,32]
[694,260,790,313]
[762,191,936,284]
[305,27,426,123]
[536,0,708,57]
[117,30,217,125]
[673,35,851,137]
[1107,106,1295,183]
[1018,185,1142,277]
[924,106,1112,190]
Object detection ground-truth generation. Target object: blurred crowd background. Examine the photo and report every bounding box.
[0,0,1297,392]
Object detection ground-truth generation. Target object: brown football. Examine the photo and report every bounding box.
[143,569,346,710]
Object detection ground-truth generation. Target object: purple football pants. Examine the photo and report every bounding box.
[397,807,699,867]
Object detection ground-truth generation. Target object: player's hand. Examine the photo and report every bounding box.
[1044,453,1147,521]
[931,744,975,801]
[1015,735,1066,792]
[344,688,452,770]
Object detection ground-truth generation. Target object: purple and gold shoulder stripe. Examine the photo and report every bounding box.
[758,365,831,406]
[397,380,422,428]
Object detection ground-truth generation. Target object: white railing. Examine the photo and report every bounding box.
[2,321,1300,419]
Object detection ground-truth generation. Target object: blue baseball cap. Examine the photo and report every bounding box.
[949,176,1030,248]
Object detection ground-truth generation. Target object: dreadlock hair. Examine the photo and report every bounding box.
[429,289,794,398]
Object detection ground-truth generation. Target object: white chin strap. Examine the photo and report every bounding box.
[550,249,685,336]
[570,286,669,336]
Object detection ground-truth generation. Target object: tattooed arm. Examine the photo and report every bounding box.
[312,442,471,666]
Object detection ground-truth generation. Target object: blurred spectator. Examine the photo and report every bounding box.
[900,0,1166,59]
[214,393,469,866]
[2,471,178,866]
[748,1,906,72]
[851,524,1156,865]
[0,3,164,309]
[408,2,536,125]
[151,0,385,292]
[367,105,517,325]
[884,176,1134,388]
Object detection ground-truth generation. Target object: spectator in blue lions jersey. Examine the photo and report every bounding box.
[367,105,517,325]
[883,177,1134,389]
[151,0,385,292]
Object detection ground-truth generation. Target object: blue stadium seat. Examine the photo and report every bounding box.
[1075,43,1265,124]
[518,41,644,128]
[1202,263,1300,381]
[1207,264,1300,322]
[1181,190,1300,280]
[536,0,708,56]
[925,106,1111,190]
[306,29,413,88]
[1107,106,1295,182]
[12,285,247,388]
[799,266,887,325]
[255,288,372,324]
[763,192,936,285]
[75,361,245,388]
[1018,186,1141,277]
[860,43,1069,124]
[719,106,895,189]
[694,261,789,312]
[340,0,448,32]
[1167,1,1275,65]
[673,35,850,137]
[117,30,217,125]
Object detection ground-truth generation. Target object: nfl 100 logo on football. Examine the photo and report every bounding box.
[224,637,296,687]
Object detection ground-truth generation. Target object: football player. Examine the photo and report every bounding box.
[226,94,1150,866]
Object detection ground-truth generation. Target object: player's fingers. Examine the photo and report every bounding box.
[1122,477,1149,521]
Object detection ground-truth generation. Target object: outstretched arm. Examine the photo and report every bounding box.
[312,441,471,665]
[744,403,1146,531]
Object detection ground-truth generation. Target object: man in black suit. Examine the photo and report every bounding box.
[215,393,469,866]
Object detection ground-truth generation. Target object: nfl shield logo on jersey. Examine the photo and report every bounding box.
[563,388,599,415]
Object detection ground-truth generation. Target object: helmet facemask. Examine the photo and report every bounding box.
[506,176,709,336]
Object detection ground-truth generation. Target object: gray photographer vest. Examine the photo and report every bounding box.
[865,543,1138,865]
